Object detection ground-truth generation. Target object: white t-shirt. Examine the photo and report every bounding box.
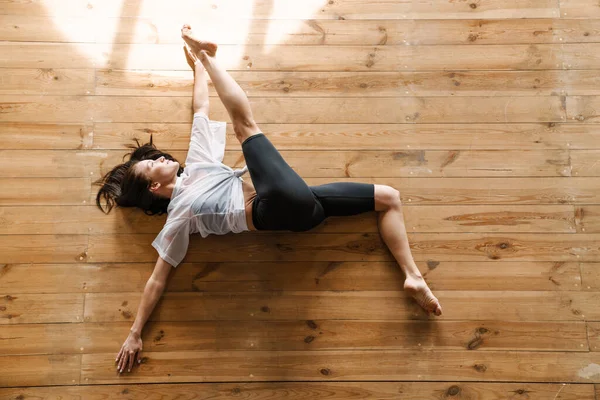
[152,112,249,267]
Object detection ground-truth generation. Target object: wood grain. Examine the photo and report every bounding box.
[0,382,593,399]
[0,261,582,293]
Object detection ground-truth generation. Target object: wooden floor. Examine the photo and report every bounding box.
[2,0,600,398]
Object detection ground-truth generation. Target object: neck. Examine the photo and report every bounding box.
[155,179,177,199]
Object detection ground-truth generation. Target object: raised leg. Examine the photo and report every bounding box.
[182,25,261,143]
[184,45,209,115]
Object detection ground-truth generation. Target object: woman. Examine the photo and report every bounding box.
[97,25,442,375]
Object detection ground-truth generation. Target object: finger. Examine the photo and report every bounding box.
[127,350,135,372]
[116,347,123,363]
[119,353,127,373]
[137,351,143,364]
[115,351,122,368]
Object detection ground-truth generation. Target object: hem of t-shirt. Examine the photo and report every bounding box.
[193,111,208,120]
[193,111,225,124]
[152,241,180,268]
[193,210,249,233]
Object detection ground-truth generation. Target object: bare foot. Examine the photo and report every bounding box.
[404,275,442,316]
[183,45,201,71]
[181,24,218,57]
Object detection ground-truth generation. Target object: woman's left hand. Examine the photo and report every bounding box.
[115,331,143,374]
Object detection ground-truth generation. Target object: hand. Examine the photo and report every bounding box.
[115,331,143,374]
[184,44,201,70]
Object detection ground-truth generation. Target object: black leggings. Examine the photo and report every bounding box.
[242,133,375,231]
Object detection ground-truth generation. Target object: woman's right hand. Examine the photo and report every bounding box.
[115,331,143,374]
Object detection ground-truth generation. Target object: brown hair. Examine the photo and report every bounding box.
[94,137,183,215]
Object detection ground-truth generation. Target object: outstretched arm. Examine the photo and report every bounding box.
[115,256,172,374]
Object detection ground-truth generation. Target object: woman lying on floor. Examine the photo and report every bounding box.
[96,25,442,375]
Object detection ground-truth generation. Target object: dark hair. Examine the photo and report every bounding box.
[94,136,183,215]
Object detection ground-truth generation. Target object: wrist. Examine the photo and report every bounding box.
[129,328,141,338]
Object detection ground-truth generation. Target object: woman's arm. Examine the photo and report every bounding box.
[116,256,173,374]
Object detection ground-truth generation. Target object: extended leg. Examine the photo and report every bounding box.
[375,184,442,316]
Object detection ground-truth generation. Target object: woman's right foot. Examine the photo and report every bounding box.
[404,275,443,316]
[181,24,218,57]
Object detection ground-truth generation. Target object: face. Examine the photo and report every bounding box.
[135,156,179,191]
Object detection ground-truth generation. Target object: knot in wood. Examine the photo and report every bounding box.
[473,363,487,372]
[446,385,461,396]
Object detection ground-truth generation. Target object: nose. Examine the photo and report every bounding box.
[159,156,165,162]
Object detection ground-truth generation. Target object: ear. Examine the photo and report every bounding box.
[149,182,161,193]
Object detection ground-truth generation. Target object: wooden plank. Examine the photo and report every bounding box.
[0,68,94,95]
[95,70,600,97]
[91,176,600,205]
[587,322,600,351]
[564,44,600,69]
[0,95,567,124]
[88,148,573,178]
[305,177,600,205]
[0,15,96,42]
[84,291,598,322]
[420,261,581,291]
[0,320,587,355]
[85,204,576,235]
[0,235,88,263]
[0,355,80,387]
[0,0,559,19]
[0,43,567,71]
[572,150,600,176]
[0,206,91,234]
[0,261,581,293]
[87,232,600,263]
[6,17,600,45]
[403,205,575,233]
[92,122,600,151]
[575,206,600,233]
[0,293,84,324]
[0,150,99,178]
[100,175,600,206]
[0,42,99,68]
[560,0,600,18]
[245,150,573,178]
[0,383,594,399]
[0,178,90,205]
[0,122,92,150]
[0,0,92,16]
[580,262,600,290]
[566,95,600,122]
[90,43,567,72]
[81,350,599,383]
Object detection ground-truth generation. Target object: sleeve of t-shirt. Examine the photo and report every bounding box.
[185,112,227,165]
[151,218,191,268]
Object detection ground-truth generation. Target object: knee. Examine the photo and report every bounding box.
[233,117,260,142]
[193,101,209,116]
[374,185,401,211]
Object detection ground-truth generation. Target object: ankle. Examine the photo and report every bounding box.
[405,272,424,281]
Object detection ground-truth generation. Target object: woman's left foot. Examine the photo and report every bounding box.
[404,275,443,316]
[181,24,218,57]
